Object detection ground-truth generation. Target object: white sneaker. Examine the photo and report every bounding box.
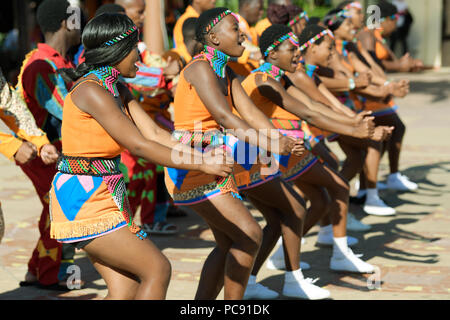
[346,213,372,232]
[377,182,388,190]
[282,277,330,300]
[330,248,375,273]
[316,228,359,247]
[244,282,279,300]
[387,173,418,191]
[364,196,396,216]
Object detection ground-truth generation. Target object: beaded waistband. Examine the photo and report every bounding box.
[270,119,303,130]
[172,130,225,149]
[56,155,122,176]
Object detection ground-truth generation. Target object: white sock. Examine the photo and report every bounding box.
[366,188,378,201]
[248,275,257,285]
[332,236,348,258]
[319,224,333,234]
[389,172,400,179]
[285,269,303,283]
[356,189,367,197]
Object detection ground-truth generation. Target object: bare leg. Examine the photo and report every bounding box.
[191,193,262,300]
[83,227,171,300]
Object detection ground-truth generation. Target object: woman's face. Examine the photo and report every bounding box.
[115,43,140,78]
[310,35,333,67]
[334,18,354,41]
[212,15,245,57]
[272,39,300,73]
[349,7,364,29]
[380,17,397,37]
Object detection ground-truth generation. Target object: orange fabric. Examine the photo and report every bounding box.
[254,18,272,38]
[241,72,299,121]
[173,58,234,131]
[373,29,390,61]
[61,80,125,158]
[173,5,199,63]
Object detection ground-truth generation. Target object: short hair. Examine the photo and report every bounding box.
[259,24,293,56]
[378,0,398,18]
[95,3,126,17]
[298,24,327,53]
[307,16,322,26]
[36,0,71,33]
[182,17,198,42]
[195,7,230,45]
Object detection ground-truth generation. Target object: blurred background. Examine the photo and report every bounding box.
[0,0,449,86]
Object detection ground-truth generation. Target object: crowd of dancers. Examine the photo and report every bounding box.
[0,0,427,300]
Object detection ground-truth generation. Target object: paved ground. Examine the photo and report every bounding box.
[1,69,450,300]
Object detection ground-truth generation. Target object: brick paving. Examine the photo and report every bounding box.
[1,69,450,300]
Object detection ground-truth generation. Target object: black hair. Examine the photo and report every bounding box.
[307,16,321,26]
[95,3,126,17]
[323,8,347,32]
[183,17,198,43]
[378,0,398,18]
[259,24,293,56]
[36,0,71,33]
[298,24,327,53]
[286,4,304,22]
[195,7,229,45]
[59,13,139,82]
[267,4,288,24]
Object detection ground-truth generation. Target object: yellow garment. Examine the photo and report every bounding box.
[0,68,49,159]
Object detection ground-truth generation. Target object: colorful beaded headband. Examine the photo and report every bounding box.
[299,29,334,52]
[326,10,350,27]
[103,25,138,47]
[264,32,299,57]
[380,14,400,23]
[287,11,309,27]
[204,9,239,33]
[344,1,363,11]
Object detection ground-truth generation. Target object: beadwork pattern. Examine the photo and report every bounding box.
[299,29,335,52]
[204,10,238,33]
[252,62,285,82]
[288,11,309,27]
[264,32,299,57]
[195,46,237,78]
[103,25,138,47]
[84,66,120,97]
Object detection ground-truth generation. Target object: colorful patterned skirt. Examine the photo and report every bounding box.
[50,155,145,243]
[164,130,243,206]
[268,122,319,182]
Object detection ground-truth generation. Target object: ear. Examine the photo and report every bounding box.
[207,31,220,46]
[268,48,278,60]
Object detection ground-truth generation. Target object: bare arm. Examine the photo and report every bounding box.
[256,76,374,139]
[143,0,165,55]
[71,82,232,176]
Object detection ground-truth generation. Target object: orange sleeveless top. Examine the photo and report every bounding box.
[373,29,390,61]
[61,79,125,158]
[241,72,299,121]
[174,57,234,131]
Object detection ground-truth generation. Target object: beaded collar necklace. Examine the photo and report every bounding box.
[84,66,121,97]
[252,61,285,82]
[194,45,237,78]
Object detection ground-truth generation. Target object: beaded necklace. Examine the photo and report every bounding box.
[84,66,120,97]
[303,63,319,78]
[252,62,285,82]
[195,45,237,78]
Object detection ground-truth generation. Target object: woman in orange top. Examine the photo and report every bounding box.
[243,25,378,282]
[51,13,231,300]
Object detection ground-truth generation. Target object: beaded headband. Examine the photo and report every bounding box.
[380,14,400,23]
[299,29,334,52]
[204,10,239,33]
[103,25,138,47]
[264,32,299,57]
[326,10,350,27]
[344,1,363,11]
[287,11,309,27]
